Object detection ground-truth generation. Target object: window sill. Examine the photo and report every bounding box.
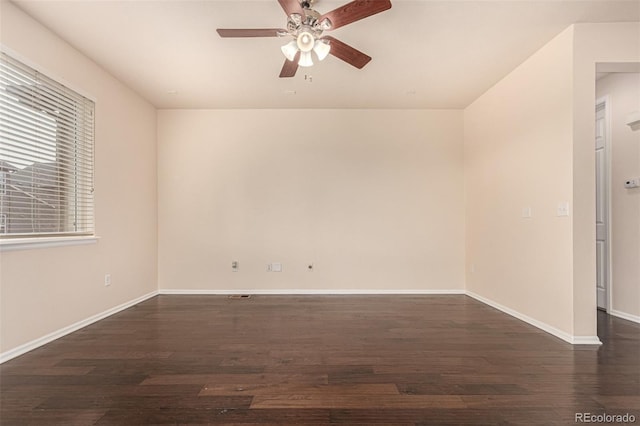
[0,236,100,252]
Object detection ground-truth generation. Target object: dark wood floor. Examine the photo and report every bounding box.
[1,295,639,425]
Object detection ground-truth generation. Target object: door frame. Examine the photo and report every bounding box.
[595,94,613,313]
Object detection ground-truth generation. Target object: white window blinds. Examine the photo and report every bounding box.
[0,52,95,237]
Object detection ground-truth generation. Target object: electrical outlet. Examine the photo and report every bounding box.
[104,274,111,287]
[232,260,239,272]
[266,263,282,272]
[624,178,640,189]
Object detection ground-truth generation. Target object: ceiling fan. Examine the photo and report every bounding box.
[217,0,392,78]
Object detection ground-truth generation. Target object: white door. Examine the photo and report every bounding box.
[595,101,608,310]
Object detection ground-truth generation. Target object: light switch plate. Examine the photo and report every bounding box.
[557,202,570,217]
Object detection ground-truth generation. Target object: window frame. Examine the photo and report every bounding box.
[0,49,97,246]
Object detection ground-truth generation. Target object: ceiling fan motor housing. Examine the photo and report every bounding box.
[286,7,330,40]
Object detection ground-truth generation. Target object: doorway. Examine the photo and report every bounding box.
[595,64,640,324]
[595,97,609,311]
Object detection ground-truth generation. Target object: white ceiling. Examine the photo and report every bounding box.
[10,0,640,109]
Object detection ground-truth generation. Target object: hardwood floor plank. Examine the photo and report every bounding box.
[140,373,328,386]
[94,408,332,425]
[0,366,95,376]
[250,394,467,409]
[329,408,565,425]
[0,373,147,387]
[461,394,605,409]
[219,353,324,367]
[591,395,640,409]
[0,390,47,411]
[36,395,253,410]
[56,351,173,360]
[0,409,107,426]
[373,362,543,375]
[199,383,400,397]
[397,382,530,396]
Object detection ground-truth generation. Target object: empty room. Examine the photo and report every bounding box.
[0,0,639,424]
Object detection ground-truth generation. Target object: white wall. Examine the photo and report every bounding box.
[596,73,640,320]
[464,28,576,338]
[0,2,158,355]
[158,109,464,292]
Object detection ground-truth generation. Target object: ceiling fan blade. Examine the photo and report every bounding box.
[324,36,371,69]
[217,29,284,37]
[319,0,391,30]
[278,0,305,16]
[280,52,300,78]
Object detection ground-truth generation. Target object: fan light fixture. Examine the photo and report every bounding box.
[313,39,330,61]
[284,34,330,67]
[279,4,332,68]
[299,51,314,67]
[281,41,298,62]
[297,31,315,52]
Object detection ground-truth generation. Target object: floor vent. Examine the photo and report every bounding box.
[228,295,251,300]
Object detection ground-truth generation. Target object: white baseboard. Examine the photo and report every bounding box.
[571,335,604,345]
[465,291,602,345]
[158,289,466,295]
[0,290,158,364]
[609,309,640,324]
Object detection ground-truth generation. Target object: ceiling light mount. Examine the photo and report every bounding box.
[301,0,313,10]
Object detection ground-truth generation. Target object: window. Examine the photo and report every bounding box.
[0,52,94,238]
